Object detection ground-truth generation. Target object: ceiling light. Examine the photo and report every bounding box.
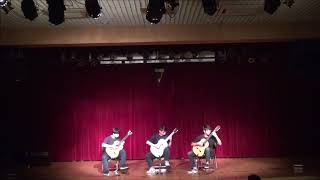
[0,0,8,7]
[85,0,102,19]
[1,0,13,14]
[21,0,38,21]
[264,0,280,15]
[283,0,294,8]
[146,0,166,24]
[202,0,217,16]
[47,0,66,25]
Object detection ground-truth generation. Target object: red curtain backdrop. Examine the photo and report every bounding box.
[25,64,292,161]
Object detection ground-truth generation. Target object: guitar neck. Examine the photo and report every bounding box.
[202,128,219,144]
[120,134,131,143]
[202,133,213,145]
[165,130,176,142]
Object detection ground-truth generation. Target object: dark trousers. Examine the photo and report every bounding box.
[102,149,126,173]
[145,147,170,168]
[188,147,214,169]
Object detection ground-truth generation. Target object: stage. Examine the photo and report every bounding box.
[9,158,320,180]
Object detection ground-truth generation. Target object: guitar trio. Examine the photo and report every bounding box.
[101,124,222,176]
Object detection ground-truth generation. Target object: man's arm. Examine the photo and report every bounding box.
[101,137,115,148]
[191,136,205,146]
[146,140,158,148]
[212,132,222,145]
[168,139,172,147]
[101,143,114,148]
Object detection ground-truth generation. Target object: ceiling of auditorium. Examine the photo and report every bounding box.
[0,0,320,28]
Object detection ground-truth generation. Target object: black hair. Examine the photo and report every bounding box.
[203,124,211,131]
[159,125,166,132]
[112,128,120,134]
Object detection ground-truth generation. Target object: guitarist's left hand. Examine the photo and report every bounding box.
[212,131,217,137]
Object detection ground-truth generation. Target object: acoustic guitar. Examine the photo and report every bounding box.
[105,130,133,159]
[192,125,220,157]
[150,128,178,157]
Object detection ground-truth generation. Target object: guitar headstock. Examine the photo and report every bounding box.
[213,125,221,133]
[173,128,178,133]
[127,130,133,136]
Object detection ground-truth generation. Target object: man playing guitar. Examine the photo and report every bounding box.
[101,128,129,176]
[187,124,222,174]
[145,125,172,174]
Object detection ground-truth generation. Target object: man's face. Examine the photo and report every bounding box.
[204,129,211,136]
[159,130,166,136]
[113,133,119,138]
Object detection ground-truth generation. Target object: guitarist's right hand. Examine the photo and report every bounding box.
[191,142,204,147]
[153,144,160,149]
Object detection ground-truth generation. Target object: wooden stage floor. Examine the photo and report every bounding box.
[6,158,320,180]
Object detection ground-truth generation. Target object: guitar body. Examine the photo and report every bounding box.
[105,140,124,159]
[192,141,209,157]
[150,139,169,157]
[192,125,220,157]
[105,130,132,159]
[150,128,178,158]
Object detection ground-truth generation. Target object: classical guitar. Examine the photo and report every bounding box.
[192,125,220,157]
[150,128,178,157]
[105,130,133,159]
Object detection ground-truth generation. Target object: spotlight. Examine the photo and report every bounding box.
[47,0,66,25]
[1,0,14,14]
[166,0,179,11]
[85,0,101,19]
[0,0,8,7]
[264,0,280,15]
[146,0,166,24]
[21,0,38,21]
[202,0,217,16]
[283,0,294,8]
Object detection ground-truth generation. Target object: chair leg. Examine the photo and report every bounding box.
[195,158,199,169]
[214,157,218,169]
[159,159,162,174]
[116,160,119,171]
[101,159,121,176]
[114,160,120,176]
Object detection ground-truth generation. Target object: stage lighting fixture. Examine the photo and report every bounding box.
[146,0,166,24]
[283,0,294,8]
[85,0,101,19]
[264,0,280,14]
[1,0,13,14]
[166,0,179,11]
[21,0,38,21]
[47,0,66,25]
[0,0,8,7]
[202,0,217,16]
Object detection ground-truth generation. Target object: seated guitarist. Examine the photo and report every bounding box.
[101,128,128,176]
[187,124,222,174]
[145,125,171,174]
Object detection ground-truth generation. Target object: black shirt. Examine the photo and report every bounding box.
[103,135,119,145]
[193,135,218,149]
[148,134,169,144]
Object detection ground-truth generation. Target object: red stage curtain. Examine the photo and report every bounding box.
[27,64,292,161]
